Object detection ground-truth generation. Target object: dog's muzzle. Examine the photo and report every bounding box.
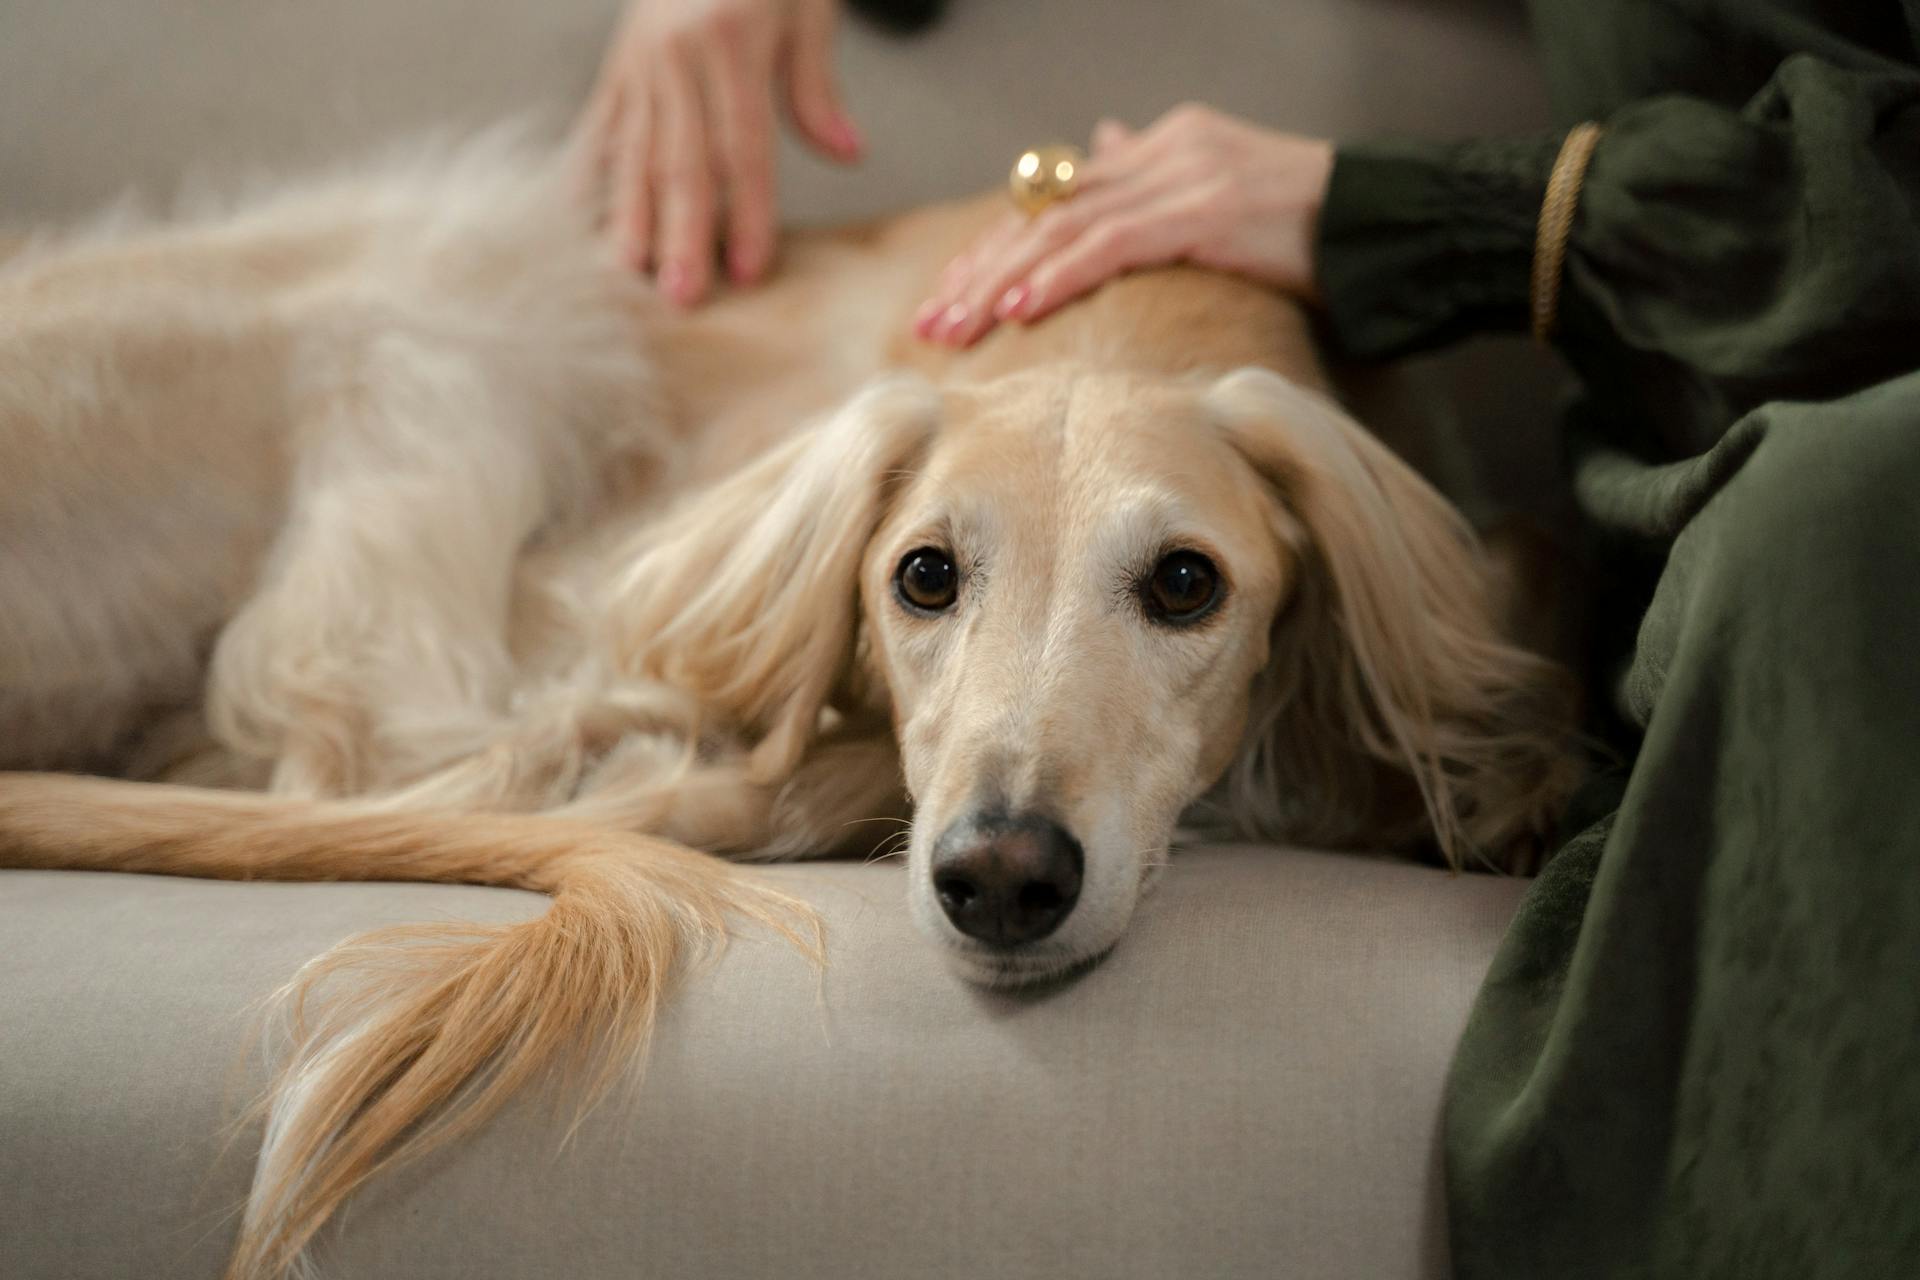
[930,811,1084,947]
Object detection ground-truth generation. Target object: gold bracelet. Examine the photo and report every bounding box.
[1530,122,1603,344]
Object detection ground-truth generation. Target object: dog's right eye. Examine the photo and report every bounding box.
[895,548,959,614]
[1143,549,1223,626]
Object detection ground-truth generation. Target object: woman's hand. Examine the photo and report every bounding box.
[914,105,1335,346]
[576,0,863,305]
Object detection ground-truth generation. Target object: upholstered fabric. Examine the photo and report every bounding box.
[0,850,1525,1279]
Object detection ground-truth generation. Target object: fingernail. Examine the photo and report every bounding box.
[936,302,970,344]
[913,299,946,338]
[994,285,1030,320]
[729,244,763,285]
[660,261,692,305]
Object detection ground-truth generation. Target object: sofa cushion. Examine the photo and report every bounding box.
[0,847,1523,1279]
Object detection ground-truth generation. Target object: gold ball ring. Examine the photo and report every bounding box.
[1009,145,1085,216]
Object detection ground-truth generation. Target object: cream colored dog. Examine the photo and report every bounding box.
[0,134,1575,1279]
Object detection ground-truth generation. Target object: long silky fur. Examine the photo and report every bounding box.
[1198,369,1578,868]
[0,772,819,1280]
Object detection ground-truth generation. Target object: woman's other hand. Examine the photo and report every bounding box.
[915,105,1334,346]
[577,0,863,305]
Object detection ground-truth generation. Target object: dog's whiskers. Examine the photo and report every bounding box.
[862,829,914,866]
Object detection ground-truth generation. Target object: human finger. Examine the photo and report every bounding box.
[652,47,718,304]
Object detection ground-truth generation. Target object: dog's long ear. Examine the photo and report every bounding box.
[1204,367,1576,869]
[600,375,941,782]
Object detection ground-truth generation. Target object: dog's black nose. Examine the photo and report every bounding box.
[931,812,1084,947]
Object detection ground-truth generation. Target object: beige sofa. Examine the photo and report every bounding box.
[0,3,1559,1277]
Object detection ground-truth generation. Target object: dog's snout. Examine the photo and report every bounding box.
[931,812,1084,947]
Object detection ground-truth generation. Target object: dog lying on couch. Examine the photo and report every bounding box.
[0,132,1576,1279]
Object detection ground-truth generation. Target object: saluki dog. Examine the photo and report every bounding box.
[0,134,1577,1279]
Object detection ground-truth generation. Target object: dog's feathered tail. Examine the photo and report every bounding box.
[0,772,819,1280]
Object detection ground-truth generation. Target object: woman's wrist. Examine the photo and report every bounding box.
[1314,134,1564,358]
[1282,138,1336,306]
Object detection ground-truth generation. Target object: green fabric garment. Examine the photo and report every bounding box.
[1319,4,1920,452]
[1452,378,1920,1279]
[1315,3,1920,1276]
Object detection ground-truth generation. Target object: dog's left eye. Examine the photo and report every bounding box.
[1143,550,1222,625]
[895,547,959,613]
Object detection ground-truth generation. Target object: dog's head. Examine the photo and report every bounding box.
[608,365,1574,986]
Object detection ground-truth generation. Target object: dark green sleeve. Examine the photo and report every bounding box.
[1317,55,1920,439]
